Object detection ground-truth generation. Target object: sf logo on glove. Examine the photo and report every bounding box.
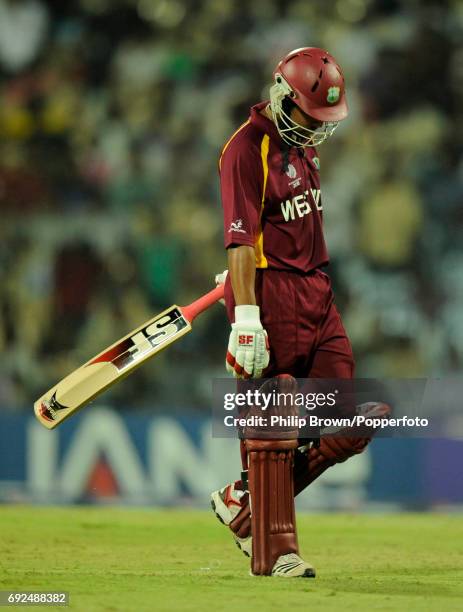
[239,335,254,346]
[226,306,270,379]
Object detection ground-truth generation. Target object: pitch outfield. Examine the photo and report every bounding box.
[0,508,462,611]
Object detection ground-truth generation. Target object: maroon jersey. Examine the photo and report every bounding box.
[219,101,329,272]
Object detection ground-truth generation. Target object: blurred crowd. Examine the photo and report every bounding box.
[0,0,462,410]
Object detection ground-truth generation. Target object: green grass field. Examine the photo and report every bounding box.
[0,507,462,611]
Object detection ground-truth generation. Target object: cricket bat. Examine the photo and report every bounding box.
[34,284,225,429]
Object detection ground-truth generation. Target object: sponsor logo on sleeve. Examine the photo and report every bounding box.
[228,219,246,233]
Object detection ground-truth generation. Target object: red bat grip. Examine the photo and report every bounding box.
[181,284,225,323]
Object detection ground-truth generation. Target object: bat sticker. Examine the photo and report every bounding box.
[39,392,69,422]
[90,308,189,373]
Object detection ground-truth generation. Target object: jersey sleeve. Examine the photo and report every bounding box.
[219,139,264,249]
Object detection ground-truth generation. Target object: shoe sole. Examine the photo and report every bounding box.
[210,496,225,524]
[250,567,316,578]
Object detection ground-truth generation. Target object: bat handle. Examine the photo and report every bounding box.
[181,284,225,323]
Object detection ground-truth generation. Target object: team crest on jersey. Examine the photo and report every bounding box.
[313,157,320,170]
[327,87,340,104]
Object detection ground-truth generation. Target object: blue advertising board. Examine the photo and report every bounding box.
[0,406,462,509]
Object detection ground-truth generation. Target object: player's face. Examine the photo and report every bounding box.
[269,94,339,147]
[282,105,325,146]
[290,106,323,131]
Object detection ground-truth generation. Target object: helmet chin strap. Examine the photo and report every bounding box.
[269,77,338,148]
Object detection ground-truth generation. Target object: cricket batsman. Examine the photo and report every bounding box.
[210,47,390,578]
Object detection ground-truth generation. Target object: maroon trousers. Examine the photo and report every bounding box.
[225,268,354,379]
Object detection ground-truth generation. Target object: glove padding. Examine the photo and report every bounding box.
[215,270,228,305]
[226,305,270,379]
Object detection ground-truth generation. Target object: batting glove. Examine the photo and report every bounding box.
[215,269,228,305]
[226,305,270,379]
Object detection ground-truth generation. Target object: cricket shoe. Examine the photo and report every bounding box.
[210,483,252,557]
[269,553,316,578]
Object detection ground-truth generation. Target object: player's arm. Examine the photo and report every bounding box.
[219,139,269,378]
[228,245,256,305]
[225,245,269,378]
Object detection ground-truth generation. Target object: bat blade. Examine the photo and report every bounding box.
[34,304,191,429]
[34,283,224,429]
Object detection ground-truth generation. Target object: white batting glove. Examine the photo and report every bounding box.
[215,270,228,305]
[226,305,270,379]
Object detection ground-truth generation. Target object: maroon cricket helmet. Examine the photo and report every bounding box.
[273,47,348,122]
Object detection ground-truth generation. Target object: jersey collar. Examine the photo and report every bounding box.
[250,101,284,146]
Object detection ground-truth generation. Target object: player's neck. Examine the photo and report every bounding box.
[261,103,274,123]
